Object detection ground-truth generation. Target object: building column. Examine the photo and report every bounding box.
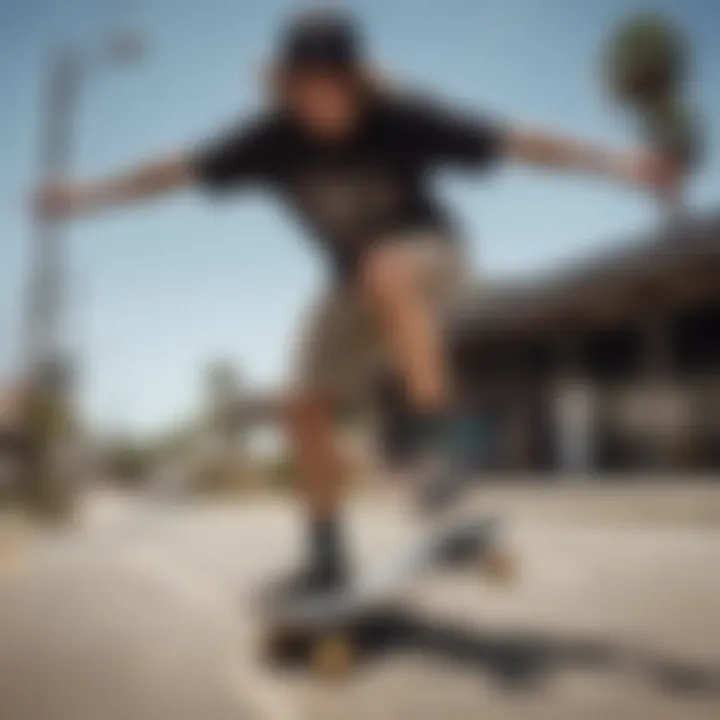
[640,310,678,469]
[552,330,597,477]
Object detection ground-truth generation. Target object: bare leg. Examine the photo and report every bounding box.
[361,240,469,510]
[283,393,346,520]
[360,242,450,413]
[265,392,352,594]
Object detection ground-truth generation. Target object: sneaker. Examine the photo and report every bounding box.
[260,560,348,611]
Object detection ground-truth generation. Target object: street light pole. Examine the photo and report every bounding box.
[22,34,144,520]
[21,48,83,520]
[26,32,145,380]
[26,48,80,385]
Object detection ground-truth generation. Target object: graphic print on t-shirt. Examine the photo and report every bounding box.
[289,163,406,246]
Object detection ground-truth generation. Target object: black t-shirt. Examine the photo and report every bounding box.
[192,93,506,280]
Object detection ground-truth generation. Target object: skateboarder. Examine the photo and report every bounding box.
[37,9,678,604]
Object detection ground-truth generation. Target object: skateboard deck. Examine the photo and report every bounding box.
[256,515,517,676]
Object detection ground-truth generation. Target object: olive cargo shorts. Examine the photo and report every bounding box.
[291,233,467,407]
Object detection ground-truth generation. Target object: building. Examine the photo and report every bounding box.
[378,210,720,474]
[448,209,720,473]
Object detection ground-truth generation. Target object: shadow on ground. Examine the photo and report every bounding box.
[268,607,720,696]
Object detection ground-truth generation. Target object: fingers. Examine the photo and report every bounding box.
[32,183,75,221]
[648,151,683,202]
[32,186,56,220]
[622,149,681,199]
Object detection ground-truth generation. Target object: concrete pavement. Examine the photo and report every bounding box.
[0,481,719,720]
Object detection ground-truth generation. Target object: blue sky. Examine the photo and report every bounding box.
[1,0,718,434]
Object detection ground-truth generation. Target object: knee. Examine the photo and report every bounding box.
[360,242,414,300]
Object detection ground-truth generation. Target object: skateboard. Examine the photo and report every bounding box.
[256,515,517,677]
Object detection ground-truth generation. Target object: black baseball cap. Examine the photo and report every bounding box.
[277,9,363,73]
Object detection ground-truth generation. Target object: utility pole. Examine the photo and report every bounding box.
[22,49,81,521]
[26,49,79,378]
[22,32,145,522]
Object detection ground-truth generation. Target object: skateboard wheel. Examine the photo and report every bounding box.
[311,634,355,678]
[481,547,517,585]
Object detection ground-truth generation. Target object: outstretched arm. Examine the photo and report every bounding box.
[35,154,194,220]
[401,96,681,204]
[35,113,279,221]
[504,128,681,203]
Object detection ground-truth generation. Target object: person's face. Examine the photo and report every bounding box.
[283,68,362,140]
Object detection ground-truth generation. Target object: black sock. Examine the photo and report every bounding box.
[310,517,345,578]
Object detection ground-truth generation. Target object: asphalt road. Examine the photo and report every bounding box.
[0,481,719,720]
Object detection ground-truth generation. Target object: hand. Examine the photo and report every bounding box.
[33,182,88,220]
[616,150,683,206]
